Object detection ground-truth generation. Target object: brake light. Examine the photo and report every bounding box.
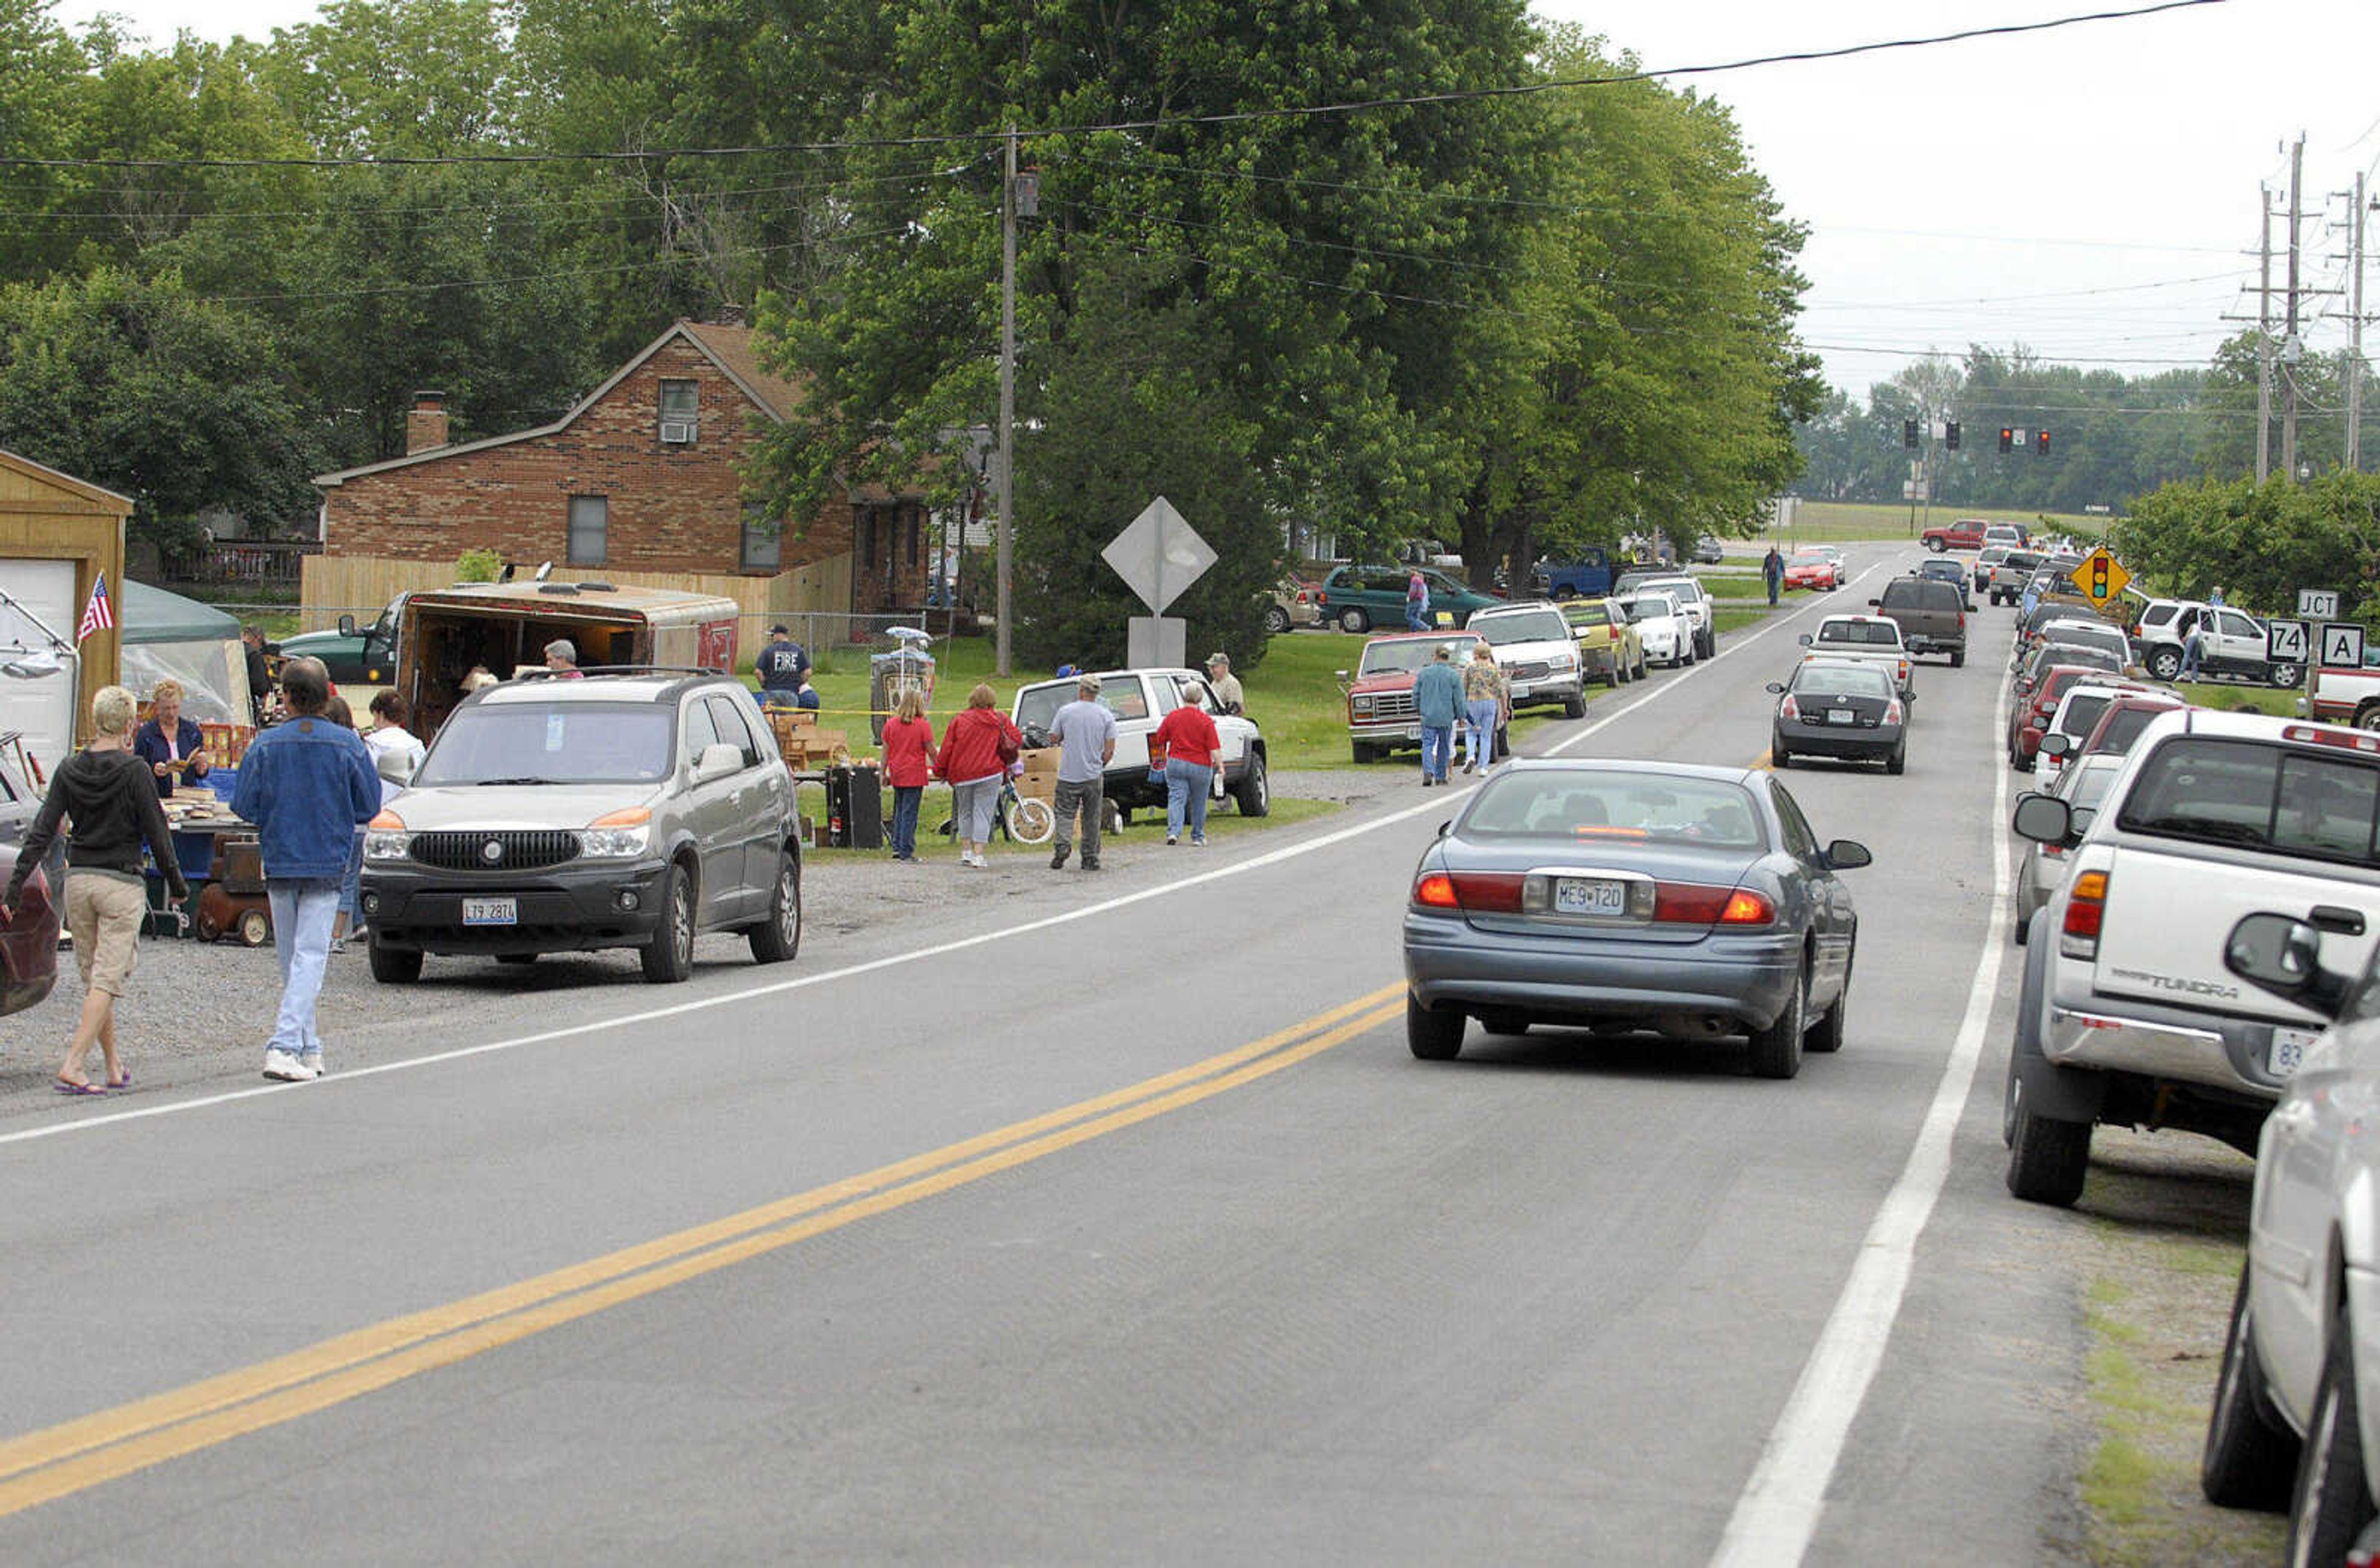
[1884,699,1905,725]
[1718,889,1776,925]
[369,808,405,830]
[2281,724,2380,755]
[2061,870,2109,959]
[1411,871,1525,913]
[1779,694,1802,721]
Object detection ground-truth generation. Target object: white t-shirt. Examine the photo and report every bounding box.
[365,724,427,804]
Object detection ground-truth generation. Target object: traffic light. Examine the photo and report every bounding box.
[1945,421,1961,451]
[1999,428,2014,454]
[1903,418,1918,450]
[2037,429,2052,456]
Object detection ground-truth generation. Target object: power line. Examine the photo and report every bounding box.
[0,0,2231,172]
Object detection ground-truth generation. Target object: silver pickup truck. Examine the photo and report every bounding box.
[2003,709,2380,1205]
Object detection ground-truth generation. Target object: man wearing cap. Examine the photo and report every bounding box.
[756,623,809,710]
[1046,674,1117,871]
[1203,652,1244,716]
[544,638,584,678]
[1413,643,1464,786]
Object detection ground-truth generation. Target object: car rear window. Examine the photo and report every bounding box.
[2094,705,2168,754]
[1562,602,1612,628]
[1462,772,1767,848]
[2056,692,2114,738]
[2117,737,2380,866]
[1791,664,1894,698]
[417,702,676,786]
[1617,596,1676,622]
[1816,621,1900,646]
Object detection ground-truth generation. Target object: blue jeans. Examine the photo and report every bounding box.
[890,785,923,858]
[2179,636,2203,680]
[1406,604,1429,631]
[266,878,341,1062]
[1463,700,1499,767]
[1420,725,1455,780]
[338,828,365,924]
[1165,758,1214,841]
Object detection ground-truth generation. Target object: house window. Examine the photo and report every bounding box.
[860,509,878,568]
[658,379,699,444]
[741,507,782,572]
[905,508,919,564]
[568,495,608,565]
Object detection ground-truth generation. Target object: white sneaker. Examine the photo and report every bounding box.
[263,1049,305,1081]
[296,1055,324,1080]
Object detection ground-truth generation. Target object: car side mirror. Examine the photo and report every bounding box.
[1334,669,1351,690]
[337,614,356,636]
[2224,912,2343,1016]
[1867,597,1881,607]
[1797,633,1813,647]
[2038,733,2071,760]
[692,742,743,785]
[1765,681,1786,695]
[2010,793,2071,843]
[1824,840,1872,870]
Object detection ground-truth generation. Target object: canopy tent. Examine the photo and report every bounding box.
[120,579,250,725]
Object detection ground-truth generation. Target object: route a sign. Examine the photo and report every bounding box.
[2322,622,2367,669]
[2069,547,2130,604]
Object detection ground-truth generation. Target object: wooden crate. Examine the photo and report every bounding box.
[763,707,849,770]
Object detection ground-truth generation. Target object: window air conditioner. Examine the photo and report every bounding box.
[659,420,697,444]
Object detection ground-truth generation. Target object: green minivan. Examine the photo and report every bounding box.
[1318,565,1502,634]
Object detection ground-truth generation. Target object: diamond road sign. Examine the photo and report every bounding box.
[2068,547,2130,604]
[1100,495,1216,614]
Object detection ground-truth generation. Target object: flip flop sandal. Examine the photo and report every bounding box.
[105,1070,132,1091]
[53,1078,105,1096]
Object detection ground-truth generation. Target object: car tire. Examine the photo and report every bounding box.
[1950,646,1966,669]
[2270,662,2304,690]
[1337,606,1370,635]
[2357,702,2380,734]
[1745,964,1805,1079]
[1352,741,1379,764]
[2006,1098,2092,1206]
[748,848,802,964]
[2202,1262,2300,1509]
[1634,653,1648,680]
[1926,538,1945,553]
[1264,605,1292,636]
[1806,949,1849,1054]
[1885,744,1906,776]
[1479,1010,1530,1037]
[1407,994,1465,1060]
[1772,741,1790,768]
[2288,1325,2380,1564]
[368,933,422,984]
[1233,751,1270,817]
[2148,646,2182,682]
[640,860,696,984]
[1562,685,1588,719]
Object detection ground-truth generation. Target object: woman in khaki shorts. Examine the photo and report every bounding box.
[1,685,190,1094]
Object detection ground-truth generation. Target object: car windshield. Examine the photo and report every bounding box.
[1359,640,1473,676]
[1462,770,1767,848]
[2118,737,2380,866]
[1791,664,1893,698]
[416,702,675,786]
[1816,622,1900,646]
[1473,609,1568,646]
[1617,596,1675,623]
[1788,552,1826,566]
[1015,677,1150,733]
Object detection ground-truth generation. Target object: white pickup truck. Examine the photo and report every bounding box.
[2306,656,2380,731]
[2003,709,2380,1206]
[1797,614,1915,700]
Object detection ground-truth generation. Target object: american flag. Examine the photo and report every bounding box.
[76,571,114,641]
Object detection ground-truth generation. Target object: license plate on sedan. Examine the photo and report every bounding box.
[2272,1026,2317,1077]
[1554,877,1628,915]
[462,897,518,927]
[1827,708,1856,725]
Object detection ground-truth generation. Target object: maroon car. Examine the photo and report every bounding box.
[0,847,58,1019]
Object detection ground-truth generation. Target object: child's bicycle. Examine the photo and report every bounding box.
[936,773,1054,845]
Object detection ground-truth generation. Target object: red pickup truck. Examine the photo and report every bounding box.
[1921,518,1989,553]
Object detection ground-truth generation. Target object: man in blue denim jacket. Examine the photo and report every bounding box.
[232,658,381,1083]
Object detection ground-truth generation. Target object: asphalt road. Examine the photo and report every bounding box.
[0,547,2094,1564]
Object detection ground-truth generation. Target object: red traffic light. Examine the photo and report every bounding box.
[1999,428,2014,453]
[2036,429,2052,456]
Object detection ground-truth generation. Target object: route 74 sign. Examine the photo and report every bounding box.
[2069,548,2130,604]
[2268,619,2311,665]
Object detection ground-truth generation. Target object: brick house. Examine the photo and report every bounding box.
[307,321,938,634]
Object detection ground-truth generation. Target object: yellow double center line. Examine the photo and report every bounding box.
[0,984,1405,1518]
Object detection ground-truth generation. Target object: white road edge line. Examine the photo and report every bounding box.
[1708,656,2012,1568]
[0,562,1877,1151]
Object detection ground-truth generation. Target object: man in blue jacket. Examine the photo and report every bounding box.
[1413,643,1465,787]
[232,658,381,1083]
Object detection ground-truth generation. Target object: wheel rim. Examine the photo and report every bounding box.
[1250,759,1267,810]
[671,878,694,963]
[776,865,800,946]
[2359,708,2380,733]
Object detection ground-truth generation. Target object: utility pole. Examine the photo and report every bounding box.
[2284,134,2304,483]
[2257,183,2273,482]
[2351,169,2368,473]
[995,126,1017,677]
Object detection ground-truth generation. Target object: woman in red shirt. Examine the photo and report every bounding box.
[1153,681,1223,846]
[933,683,1022,868]
[879,688,938,861]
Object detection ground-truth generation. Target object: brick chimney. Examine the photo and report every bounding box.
[406,390,450,455]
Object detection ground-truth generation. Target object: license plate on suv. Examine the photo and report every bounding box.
[2272,1026,2317,1077]
[1554,877,1627,915]
[462,897,518,927]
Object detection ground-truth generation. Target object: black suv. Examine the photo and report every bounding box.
[360,671,802,984]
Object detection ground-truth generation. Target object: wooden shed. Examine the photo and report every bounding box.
[0,448,131,760]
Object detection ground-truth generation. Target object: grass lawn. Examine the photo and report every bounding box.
[1776,500,2110,545]
[2173,679,2305,716]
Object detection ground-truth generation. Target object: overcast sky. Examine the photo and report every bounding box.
[51,0,2380,405]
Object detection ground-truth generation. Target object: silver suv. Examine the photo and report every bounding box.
[359,670,801,984]
[2004,710,2380,1204]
